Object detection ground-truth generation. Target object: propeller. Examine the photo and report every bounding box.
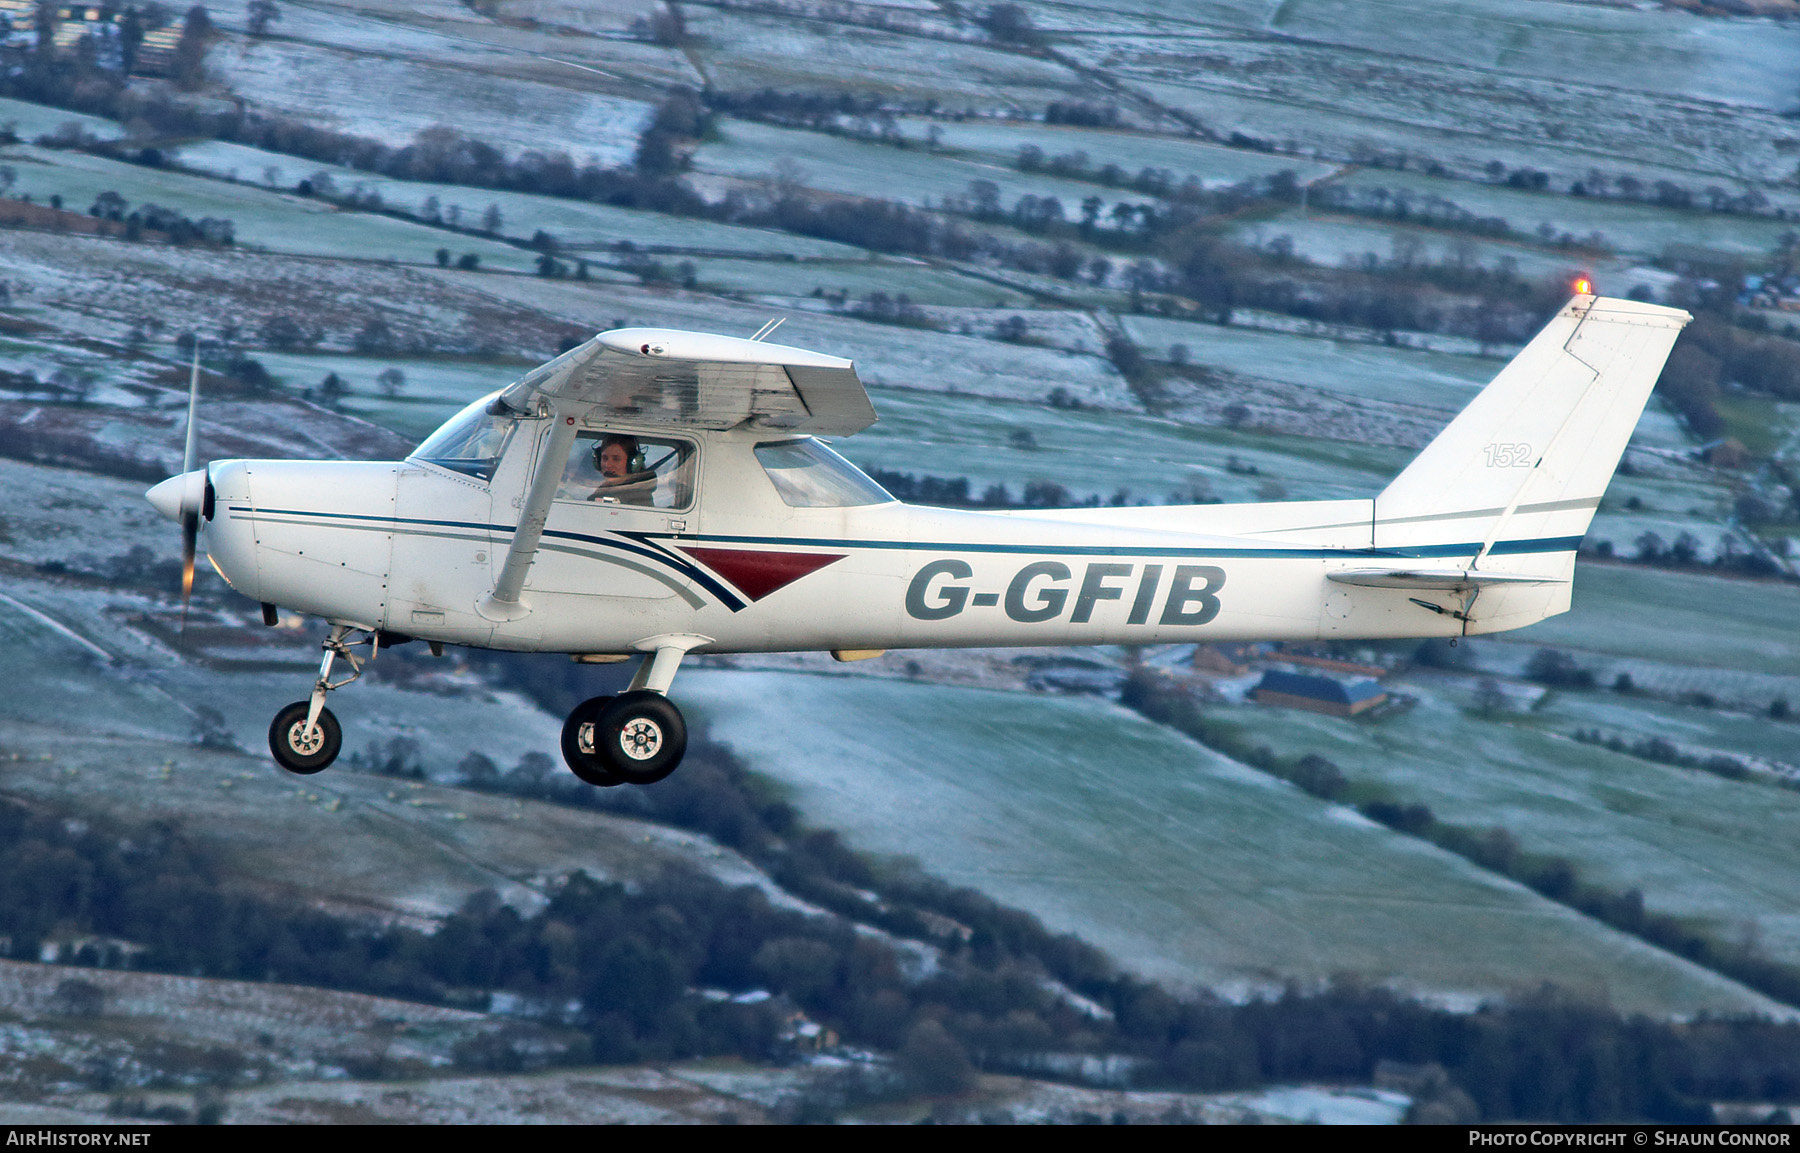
[145,338,212,631]
[180,340,200,622]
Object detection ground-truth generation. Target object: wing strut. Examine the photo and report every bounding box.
[479,406,578,622]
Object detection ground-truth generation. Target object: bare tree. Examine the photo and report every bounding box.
[247,0,280,35]
[172,5,214,92]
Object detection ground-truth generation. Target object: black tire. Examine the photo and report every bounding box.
[269,701,341,774]
[592,691,686,785]
[560,694,624,787]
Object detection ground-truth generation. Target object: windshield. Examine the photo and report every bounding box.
[410,393,516,481]
[755,438,893,508]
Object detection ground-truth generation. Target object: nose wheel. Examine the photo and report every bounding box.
[269,701,341,774]
[267,624,372,775]
[560,691,687,786]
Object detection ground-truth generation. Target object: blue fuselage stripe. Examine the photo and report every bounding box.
[226,507,1581,602]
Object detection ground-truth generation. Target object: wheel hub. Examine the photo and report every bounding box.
[618,718,664,760]
[288,722,325,756]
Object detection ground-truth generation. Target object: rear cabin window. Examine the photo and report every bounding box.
[409,395,515,482]
[755,438,893,508]
[556,431,697,510]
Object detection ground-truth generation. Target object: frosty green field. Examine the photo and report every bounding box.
[1247,0,1800,110]
[688,8,1087,109]
[1209,682,1800,957]
[0,98,123,143]
[692,119,1161,214]
[172,140,871,258]
[1538,691,1800,776]
[680,669,1785,1015]
[1331,169,1799,262]
[684,257,1028,306]
[1122,314,1498,411]
[208,36,653,164]
[1058,8,1800,188]
[910,118,1335,188]
[1517,565,1800,675]
[246,352,526,440]
[0,146,532,270]
[841,386,1399,504]
[1233,213,1609,283]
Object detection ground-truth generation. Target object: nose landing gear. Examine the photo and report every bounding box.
[268,625,371,775]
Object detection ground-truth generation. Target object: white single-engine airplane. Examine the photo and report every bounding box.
[147,293,1687,785]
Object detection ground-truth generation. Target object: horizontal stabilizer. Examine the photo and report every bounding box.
[1327,568,1568,591]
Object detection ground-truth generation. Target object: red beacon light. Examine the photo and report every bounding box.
[1573,276,1594,295]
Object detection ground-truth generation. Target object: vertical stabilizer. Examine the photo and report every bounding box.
[1376,295,1688,559]
[1370,294,1688,631]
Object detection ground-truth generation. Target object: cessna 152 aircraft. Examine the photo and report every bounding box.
[146,293,1687,787]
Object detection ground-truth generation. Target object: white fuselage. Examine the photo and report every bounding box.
[198,421,1569,657]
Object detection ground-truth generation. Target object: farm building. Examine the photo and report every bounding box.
[1193,641,1270,675]
[1252,670,1387,717]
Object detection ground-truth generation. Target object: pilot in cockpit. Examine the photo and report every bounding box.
[590,434,656,504]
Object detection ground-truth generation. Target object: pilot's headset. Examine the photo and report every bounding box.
[594,435,644,476]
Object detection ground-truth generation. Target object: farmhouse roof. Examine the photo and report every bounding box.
[1254,670,1385,705]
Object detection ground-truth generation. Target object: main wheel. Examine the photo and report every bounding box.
[269,701,341,774]
[592,691,686,785]
[560,694,624,787]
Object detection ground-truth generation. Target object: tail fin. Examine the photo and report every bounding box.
[1372,294,1689,631]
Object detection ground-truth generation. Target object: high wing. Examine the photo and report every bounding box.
[479,326,875,622]
[492,328,877,436]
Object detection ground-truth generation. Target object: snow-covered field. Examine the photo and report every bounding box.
[172,139,871,257]
[0,97,124,144]
[844,384,1398,504]
[0,229,576,357]
[1,145,535,270]
[1123,313,1498,411]
[1229,0,1800,111]
[1513,564,1800,678]
[432,275,1141,407]
[687,8,1094,111]
[904,117,1337,188]
[208,0,705,88]
[209,36,653,165]
[681,668,1787,1016]
[682,255,1023,305]
[1056,8,1800,188]
[1329,169,1800,262]
[692,118,1163,217]
[1232,214,1615,284]
[1214,676,1800,959]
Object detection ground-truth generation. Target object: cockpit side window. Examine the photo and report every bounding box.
[755,438,893,508]
[409,394,515,482]
[556,430,697,510]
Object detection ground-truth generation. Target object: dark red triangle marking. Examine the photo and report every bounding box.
[680,547,846,602]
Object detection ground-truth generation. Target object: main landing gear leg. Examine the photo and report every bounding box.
[269,625,371,775]
[560,643,692,788]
